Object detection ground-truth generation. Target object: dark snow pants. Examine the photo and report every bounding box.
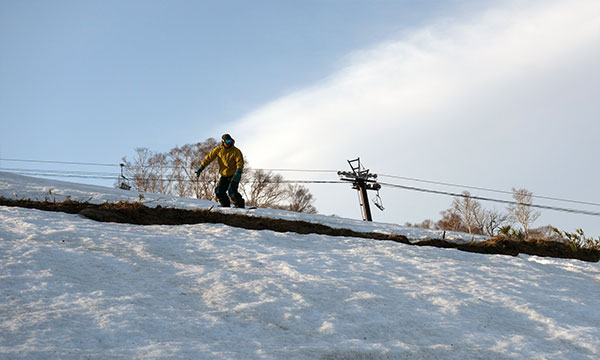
[215,175,245,208]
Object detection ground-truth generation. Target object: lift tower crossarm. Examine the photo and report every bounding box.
[338,158,382,221]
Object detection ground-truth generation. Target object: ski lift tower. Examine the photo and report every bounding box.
[338,158,381,221]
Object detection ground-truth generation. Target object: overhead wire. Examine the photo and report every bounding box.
[0,158,339,174]
[379,182,600,217]
[0,158,119,167]
[257,168,338,173]
[4,172,119,180]
[2,157,599,216]
[1,168,342,184]
[379,173,600,208]
[0,167,119,177]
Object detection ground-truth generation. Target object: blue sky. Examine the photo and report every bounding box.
[2,0,600,237]
[1,0,453,154]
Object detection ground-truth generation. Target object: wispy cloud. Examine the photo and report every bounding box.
[232,0,599,169]
[230,0,600,230]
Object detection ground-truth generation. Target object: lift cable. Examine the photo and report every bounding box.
[3,167,599,217]
[2,169,343,184]
[3,158,599,211]
[379,173,600,208]
[379,182,600,217]
[0,158,118,167]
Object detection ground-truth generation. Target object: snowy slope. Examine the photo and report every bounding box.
[1,172,599,359]
[0,172,485,242]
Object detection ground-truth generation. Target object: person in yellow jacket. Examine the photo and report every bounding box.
[195,134,245,208]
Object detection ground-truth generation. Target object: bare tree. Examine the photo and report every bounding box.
[435,209,468,233]
[405,219,434,229]
[121,147,155,192]
[169,139,220,199]
[508,188,541,238]
[529,225,562,241]
[122,148,175,194]
[169,145,192,197]
[243,169,287,208]
[452,191,483,234]
[285,184,317,214]
[148,152,173,195]
[193,139,221,199]
[480,208,509,236]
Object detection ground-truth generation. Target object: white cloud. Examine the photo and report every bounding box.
[231,0,600,233]
[234,0,598,166]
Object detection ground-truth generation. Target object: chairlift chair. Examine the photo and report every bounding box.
[118,163,131,190]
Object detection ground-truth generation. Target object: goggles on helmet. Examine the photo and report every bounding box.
[223,139,233,145]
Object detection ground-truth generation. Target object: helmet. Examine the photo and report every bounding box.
[221,133,234,146]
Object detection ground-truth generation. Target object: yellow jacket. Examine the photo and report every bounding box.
[201,145,244,177]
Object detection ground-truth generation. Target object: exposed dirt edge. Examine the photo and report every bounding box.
[2,197,598,262]
[414,238,599,262]
[0,197,409,244]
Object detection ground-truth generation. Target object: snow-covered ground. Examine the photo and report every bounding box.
[0,172,485,242]
[1,172,599,359]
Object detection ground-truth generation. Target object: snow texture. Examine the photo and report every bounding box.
[0,172,484,243]
[1,172,599,359]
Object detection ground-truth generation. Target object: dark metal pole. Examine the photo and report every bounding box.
[358,180,373,221]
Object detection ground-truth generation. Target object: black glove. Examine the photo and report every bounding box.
[232,168,242,183]
[195,165,205,177]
